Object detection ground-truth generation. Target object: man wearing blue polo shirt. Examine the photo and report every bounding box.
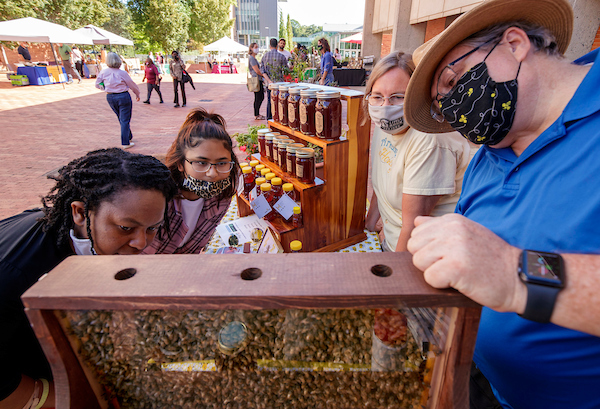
[403,0,600,408]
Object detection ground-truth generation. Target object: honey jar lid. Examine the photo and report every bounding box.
[255,164,265,171]
[255,177,266,185]
[242,166,252,174]
[271,177,282,186]
[217,321,249,356]
[296,147,315,158]
[300,88,318,97]
[276,139,293,146]
[249,160,259,167]
[289,86,309,94]
[286,143,305,153]
[265,172,276,181]
[279,83,294,91]
[260,183,272,191]
[290,240,302,251]
[283,183,294,191]
[239,162,249,168]
[260,168,271,176]
[257,128,271,135]
[293,206,301,214]
[316,90,341,99]
[268,81,289,90]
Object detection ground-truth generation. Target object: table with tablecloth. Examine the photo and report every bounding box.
[204,198,382,253]
[16,66,68,85]
[211,64,238,74]
[333,68,366,86]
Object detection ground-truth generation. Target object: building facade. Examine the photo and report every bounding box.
[362,0,600,64]
[233,0,284,49]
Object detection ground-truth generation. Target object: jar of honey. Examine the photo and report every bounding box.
[269,83,288,123]
[300,88,318,136]
[239,162,249,169]
[264,133,275,161]
[242,166,254,198]
[254,177,266,194]
[315,91,342,141]
[260,183,276,221]
[283,182,296,201]
[278,84,293,126]
[255,164,265,176]
[257,128,271,158]
[276,139,294,171]
[265,172,276,183]
[295,148,315,184]
[292,206,303,228]
[249,160,259,177]
[288,86,308,131]
[271,177,283,202]
[285,143,305,177]
[260,167,271,177]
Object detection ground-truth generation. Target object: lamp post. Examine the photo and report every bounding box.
[265,26,270,49]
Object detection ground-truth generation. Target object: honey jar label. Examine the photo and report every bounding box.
[288,103,295,124]
[271,100,276,116]
[278,102,285,121]
[315,111,324,134]
[297,163,304,178]
[300,104,307,124]
[287,158,293,171]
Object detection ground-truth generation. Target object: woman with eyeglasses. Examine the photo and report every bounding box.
[363,51,475,252]
[143,108,239,254]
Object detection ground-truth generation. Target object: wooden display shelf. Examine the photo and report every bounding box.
[238,85,371,253]
[23,253,481,409]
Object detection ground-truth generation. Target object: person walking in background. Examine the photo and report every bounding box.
[95,52,140,149]
[17,42,31,65]
[170,50,187,108]
[318,38,334,85]
[58,43,82,84]
[142,57,163,104]
[248,43,266,120]
[260,38,288,120]
[71,46,84,78]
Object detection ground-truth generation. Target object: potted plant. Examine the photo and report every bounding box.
[233,124,266,161]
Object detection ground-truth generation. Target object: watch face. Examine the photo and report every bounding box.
[521,250,564,287]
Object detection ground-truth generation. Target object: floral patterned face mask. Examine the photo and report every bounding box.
[439,47,521,146]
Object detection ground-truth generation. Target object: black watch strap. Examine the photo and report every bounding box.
[520,282,560,324]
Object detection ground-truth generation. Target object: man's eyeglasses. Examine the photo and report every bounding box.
[430,38,496,122]
[365,93,405,106]
[186,159,234,173]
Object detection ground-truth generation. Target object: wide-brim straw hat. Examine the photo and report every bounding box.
[404,0,574,133]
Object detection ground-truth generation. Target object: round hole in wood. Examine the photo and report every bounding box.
[241,268,262,280]
[371,264,392,277]
[115,268,137,281]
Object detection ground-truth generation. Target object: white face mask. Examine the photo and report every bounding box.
[253,47,259,54]
[368,104,410,135]
[69,229,96,255]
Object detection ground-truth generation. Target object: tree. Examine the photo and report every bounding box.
[102,0,134,39]
[286,14,293,51]
[187,0,235,46]
[0,0,45,21]
[128,0,190,52]
[278,10,285,40]
[39,0,110,29]
[290,19,322,38]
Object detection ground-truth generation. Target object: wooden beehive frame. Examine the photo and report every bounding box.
[23,252,480,409]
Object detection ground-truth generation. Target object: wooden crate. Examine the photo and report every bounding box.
[237,85,371,253]
[22,253,480,409]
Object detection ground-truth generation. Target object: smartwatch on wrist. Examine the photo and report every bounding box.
[518,250,565,323]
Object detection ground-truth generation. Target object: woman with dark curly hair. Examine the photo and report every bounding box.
[143,107,239,254]
[0,148,177,409]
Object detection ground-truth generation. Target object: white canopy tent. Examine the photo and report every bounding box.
[0,17,94,44]
[204,36,248,54]
[74,25,134,46]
